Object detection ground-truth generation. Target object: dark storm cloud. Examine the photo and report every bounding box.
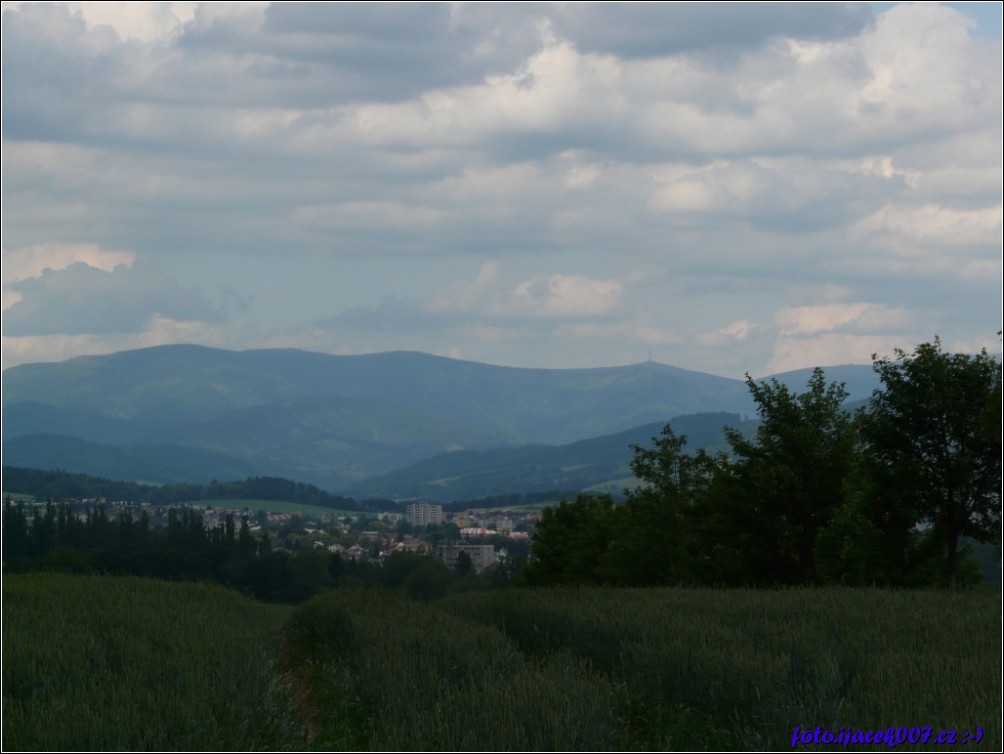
[3,263,224,336]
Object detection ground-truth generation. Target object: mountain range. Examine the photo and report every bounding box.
[1,345,879,499]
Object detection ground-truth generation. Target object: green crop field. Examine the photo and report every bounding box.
[2,573,300,751]
[286,587,1002,751]
[4,574,1000,751]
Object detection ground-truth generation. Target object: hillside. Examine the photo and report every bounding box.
[1,345,877,490]
[348,412,751,501]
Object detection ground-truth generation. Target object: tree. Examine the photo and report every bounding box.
[600,426,717,585]
[521,494,616,586]
[454,550,473,576]
[3,497,29,558]
[699,369,859,585]
[862,338,1002,589]
[237,516,257,559]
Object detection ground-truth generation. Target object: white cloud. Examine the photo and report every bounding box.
[428,263,626,320]
[2,243,137,312]
[775,303,910,337]
[497,273,624,318]
[429,261,501,313]
[0,315,224,371]
[1,2,999,375]
[765,333,898,375]
[3,261,223,335]
[2,242,136,287]
[853,203,1003,249]
[696,319,757,346]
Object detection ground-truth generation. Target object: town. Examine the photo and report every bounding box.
[2,493,538,587]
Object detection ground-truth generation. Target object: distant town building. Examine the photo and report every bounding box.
[438,543,495,572]
[406,503,443,526]
[460,527,495,538]
[492,518,514,533]
[394,535,428,553]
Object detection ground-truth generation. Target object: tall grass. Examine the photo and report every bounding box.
[285,586,1001,751]
[6,576,999,751]
[3,573,301,751]
[444,587,1002,750]
[281,589,621,750]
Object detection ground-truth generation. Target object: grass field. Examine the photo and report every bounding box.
[2,573,300,751]
[4,574,1000,751]
[288,586,1002,751]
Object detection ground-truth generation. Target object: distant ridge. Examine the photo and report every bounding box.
[347,412,752,502]
[1,345,878,491]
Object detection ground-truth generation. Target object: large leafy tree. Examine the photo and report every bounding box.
[862,338,1002,589]
[599,426,718,585]
[709,368,859,585]
[521,493,616,586]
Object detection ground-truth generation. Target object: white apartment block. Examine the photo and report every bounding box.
[405,502,443,526]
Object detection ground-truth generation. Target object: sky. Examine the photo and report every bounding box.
[2,1,1001,378]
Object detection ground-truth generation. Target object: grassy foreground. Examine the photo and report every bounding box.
[287,587,1002,751]
[2,573,300,751]
[3,574,1000,751]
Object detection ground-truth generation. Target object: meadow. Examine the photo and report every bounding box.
[288,587,1002,751]
[2,573,300,751]
[4,574,1000,751]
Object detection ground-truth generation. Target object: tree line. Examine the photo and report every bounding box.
[0,469,393,512]
[1,498,339,602]
[2,498,519,602]
[523,339,1001,590]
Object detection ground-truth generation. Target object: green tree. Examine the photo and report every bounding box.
[600,426,717,585]
[403,558,453,601]
[3,497,30,558]
[862,337,1002,589]
[237,516,257,559]
[706,368,859,585]
[454,550,473,576]
[224,513,236,549]
[381,551,434,590]
[257,530,273,558]
[521,494,616,586]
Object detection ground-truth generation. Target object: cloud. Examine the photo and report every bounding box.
[0,315,226,372]
[2,261,224,336]
[765,333,898,375]
[344,263,626,324]
[648,157,901,232]
[61,1,201,42]
[429,261,502,313]
[2,243,136,288]
[764,301,918,375]
[695,319,757,346]
[853,203,1003,249]
[430,262,626,320]
[549,2,874,59]
[1,2,999,376]
[495,273,624,318]
[774,303,911,338]
[331,294,447,334]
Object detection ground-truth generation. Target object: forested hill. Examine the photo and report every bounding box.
[1,468,389,512]
[348,412,750,501]
[1,344,879,489]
